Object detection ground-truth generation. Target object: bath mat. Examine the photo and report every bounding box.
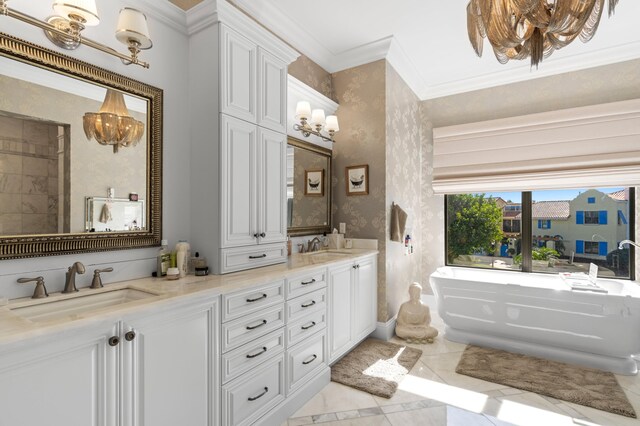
[456,345,636,418]
[331,339,422,399]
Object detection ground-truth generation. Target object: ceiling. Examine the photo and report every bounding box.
[176,0,640,100]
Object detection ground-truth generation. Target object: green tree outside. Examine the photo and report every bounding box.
[447,194,503,263]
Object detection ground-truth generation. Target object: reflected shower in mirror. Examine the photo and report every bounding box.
[287,137,332,236]
[0,32,161,259]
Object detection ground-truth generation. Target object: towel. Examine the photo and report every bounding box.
[390,203,408,242]
[99,202,112,223]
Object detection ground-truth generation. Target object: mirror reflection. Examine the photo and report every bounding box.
[0,55,147,236]
[287,137,332,236]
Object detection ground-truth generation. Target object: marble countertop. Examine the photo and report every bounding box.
[0,249,377,348]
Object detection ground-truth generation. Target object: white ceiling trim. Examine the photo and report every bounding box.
[230,0,334,67]
[137,0,188,34]
[422,40,640,100]
[186,0,219,35]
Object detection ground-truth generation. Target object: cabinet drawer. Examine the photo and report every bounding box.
[287,269,326,299]
[220,243,287,274]
[222,280,285,322]
[222,353,285,426]
[222,328,285,384]
[286,287,327,323]
[288,332,326,393]
[287,308,326,347]
[222,304,285,353]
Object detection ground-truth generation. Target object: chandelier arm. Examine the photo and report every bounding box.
[293,123,335,143]
[4,6,149,68]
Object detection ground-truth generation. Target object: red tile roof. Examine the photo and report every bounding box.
[531,201,570,219]
[608,189,629,201]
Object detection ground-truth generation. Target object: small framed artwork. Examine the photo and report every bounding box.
[345,164,369,196]
[305,169,325,196]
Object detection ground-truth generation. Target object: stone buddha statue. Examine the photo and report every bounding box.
[395,282,438,343]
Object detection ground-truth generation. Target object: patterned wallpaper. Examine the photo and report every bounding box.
[331,60,422,322]
[420,58,640,287]
[384,62,422,320]
[332,60,388,321]
[289,55,335,101]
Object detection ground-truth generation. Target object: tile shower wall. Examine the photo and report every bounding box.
[0,114,60,235]
[420,59,640,287]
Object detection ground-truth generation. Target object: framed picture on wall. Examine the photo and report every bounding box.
[345,164,369,196]
[305,169,324,196]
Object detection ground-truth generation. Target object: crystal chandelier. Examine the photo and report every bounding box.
[83,89,145,153]
[467,0,620,67]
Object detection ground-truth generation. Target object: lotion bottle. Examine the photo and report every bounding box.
[156,240,170,277]
[175,240,190,278]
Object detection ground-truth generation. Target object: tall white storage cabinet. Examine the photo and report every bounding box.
[190,1,299,274]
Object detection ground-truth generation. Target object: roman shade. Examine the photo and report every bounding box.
[432,99,640,194]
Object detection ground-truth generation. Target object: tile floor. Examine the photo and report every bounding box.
[285,296,640,426]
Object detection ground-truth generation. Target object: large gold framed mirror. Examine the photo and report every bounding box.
[287,137,331,236]
[0,32,162,259]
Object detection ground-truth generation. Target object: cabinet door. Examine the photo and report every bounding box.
[0,324,117,426]
[257,48,287,133]
[328,263,354,363]
[257,127,287,244]
[220,25,257,123]
[123,298,219,426]
[354,256,377,341]
[221,115,258,248]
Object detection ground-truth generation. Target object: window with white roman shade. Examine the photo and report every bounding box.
[432,99,640,194]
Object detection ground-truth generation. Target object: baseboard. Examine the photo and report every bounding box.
[370,316,397,341]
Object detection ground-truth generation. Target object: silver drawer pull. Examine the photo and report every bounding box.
[248,387,269,402]
[249,254,267,259]
[246,346,268,359]
[301,278,316,285]
[246,319,267,330]
[302,354,317,365]
[301,321,316,330]
[246,293,267,303]
[301,300,316,308]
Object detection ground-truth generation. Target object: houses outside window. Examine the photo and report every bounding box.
[446,187,633,279]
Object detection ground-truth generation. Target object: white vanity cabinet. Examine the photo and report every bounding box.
[121,297,219,426]
[0,323,118,426]
[328,255,378,364]
[0,296,220,426]
[190,7,298,274]
[219,25,287,134]
[220,115,287,253]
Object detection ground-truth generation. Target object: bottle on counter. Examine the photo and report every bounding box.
[175,240,191,278]
[156,240,171,277]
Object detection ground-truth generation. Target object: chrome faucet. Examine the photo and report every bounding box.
[63,262,86,293]
[307,237,322,252]
[619,240,640,250]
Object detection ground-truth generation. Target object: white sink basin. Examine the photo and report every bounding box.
[10,288,159,323]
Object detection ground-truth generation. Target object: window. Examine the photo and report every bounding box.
[446,187,634,279]
[585,241,599,255]
[584,211,599,224]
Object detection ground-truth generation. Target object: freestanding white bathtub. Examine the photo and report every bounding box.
[430,266,640,375]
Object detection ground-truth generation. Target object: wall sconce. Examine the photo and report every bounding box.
[83,89,145,154]
[294,101,339,143]
[0,1,152,68]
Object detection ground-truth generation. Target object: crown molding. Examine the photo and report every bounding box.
[186,0,298,63]
[137,0,188,35]
[230,0,333,67]
[422,40,640,100]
